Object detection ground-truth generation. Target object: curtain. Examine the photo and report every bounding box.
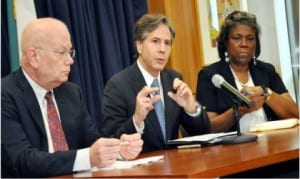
[1,0,16,78]
[1,0,15,77]
[285,0,299,105]
[1,0,148,127]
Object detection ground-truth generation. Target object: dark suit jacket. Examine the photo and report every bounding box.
[101,61,210,153]
[1,69,101,177]
[196,60,288,131]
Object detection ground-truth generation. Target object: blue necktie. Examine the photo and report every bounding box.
[151,79,166,141]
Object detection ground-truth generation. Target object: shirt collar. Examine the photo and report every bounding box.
[137,59,161,87]
[22,69,50,99]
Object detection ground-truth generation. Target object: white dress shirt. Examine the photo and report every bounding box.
[133,60,201,133]
[22,69,91,172]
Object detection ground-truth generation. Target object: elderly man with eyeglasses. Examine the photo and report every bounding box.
[1,17,143,178]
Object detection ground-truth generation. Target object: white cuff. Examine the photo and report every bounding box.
[132,116,144,134]
[185,101,202,117]
[73,148,91,172]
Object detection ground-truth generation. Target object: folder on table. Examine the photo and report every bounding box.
[166,131,237,148]
[250,118,299,132]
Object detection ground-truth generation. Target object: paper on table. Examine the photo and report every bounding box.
[91,155,164,171]
[170,131,237,142]
[250,118,299,132]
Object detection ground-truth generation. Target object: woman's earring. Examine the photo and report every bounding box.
[225,52,230,62]
[253,56,257,65]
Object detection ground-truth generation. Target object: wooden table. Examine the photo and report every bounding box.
[59,126,299,178]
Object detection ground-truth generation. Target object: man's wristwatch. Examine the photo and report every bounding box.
[185,101,202,117]
[194,101,201,114]
[261,86,272,102]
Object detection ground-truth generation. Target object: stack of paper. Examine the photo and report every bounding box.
[92,155,164,171]
[170,131,237,142]
[250,118,299,132]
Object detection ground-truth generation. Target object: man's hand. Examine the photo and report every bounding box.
[119,133,143,160]
[133,86,160,127]
[167,78,196,113]
[89,138,121,168]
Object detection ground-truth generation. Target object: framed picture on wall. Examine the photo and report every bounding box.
[207,0,248,47]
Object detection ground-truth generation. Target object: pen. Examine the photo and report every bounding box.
[177,144,201,149]
[149,91,159,98]
[241,91,253,95]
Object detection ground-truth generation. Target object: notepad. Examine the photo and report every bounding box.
[250,118,299,132]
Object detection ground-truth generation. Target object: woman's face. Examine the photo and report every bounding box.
[227,24,256,66]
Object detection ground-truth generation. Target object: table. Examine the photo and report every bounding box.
[58,126,299,178]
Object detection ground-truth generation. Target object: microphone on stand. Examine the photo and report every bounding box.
[212,74,252,108]
[211,74,257,144]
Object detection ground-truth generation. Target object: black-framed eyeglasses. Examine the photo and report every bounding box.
[35,47,76,59]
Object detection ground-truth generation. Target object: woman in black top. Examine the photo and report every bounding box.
[196,11,298,133]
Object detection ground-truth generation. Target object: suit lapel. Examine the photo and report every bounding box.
[219,62,238,107]
[222,62,236,88]
[131,62,165,142]
[53,85,77,148]
[16,70,47,138]
[160,70,176,141]
[129,62,147,97]
[53,87,70,133]
[249,64,267,86]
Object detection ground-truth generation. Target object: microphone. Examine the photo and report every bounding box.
[210,74,257,144]
[212,74,252,108]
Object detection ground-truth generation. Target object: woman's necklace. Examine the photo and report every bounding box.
[229,65,251,88]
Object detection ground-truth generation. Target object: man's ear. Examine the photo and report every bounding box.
[27,48,39,69]
[136,41,142,54]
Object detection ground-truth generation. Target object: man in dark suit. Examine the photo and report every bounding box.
[101,14,210,153]
[1,18,143,178]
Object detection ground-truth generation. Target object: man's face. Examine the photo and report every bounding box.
[136,24,172,77]
[35,27,74,89]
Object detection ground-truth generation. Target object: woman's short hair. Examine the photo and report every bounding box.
[217,10,261,61]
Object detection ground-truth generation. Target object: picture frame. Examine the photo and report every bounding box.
[197,0,248,65]
[207,0,248,47]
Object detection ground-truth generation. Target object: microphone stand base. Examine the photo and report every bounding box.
[222,134,258,144]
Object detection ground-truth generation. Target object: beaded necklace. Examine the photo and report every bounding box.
[229,65,251,88]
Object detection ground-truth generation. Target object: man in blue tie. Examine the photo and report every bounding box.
[101,14,210,153]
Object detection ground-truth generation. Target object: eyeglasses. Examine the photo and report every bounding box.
[35,47,76,59]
